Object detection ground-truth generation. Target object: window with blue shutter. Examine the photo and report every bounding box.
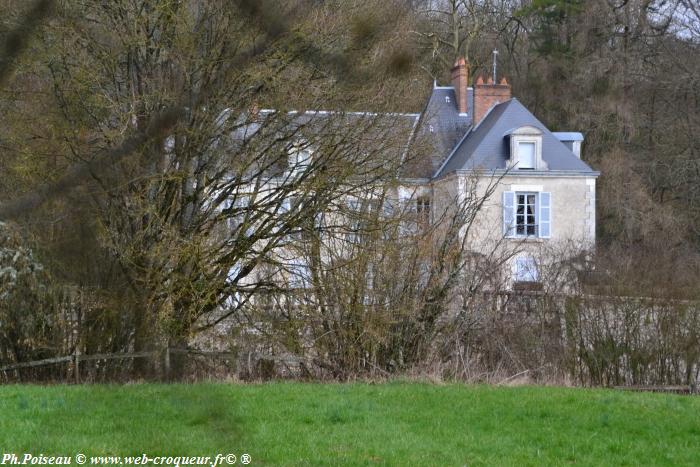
[503,191,515,237]
[539,192,551,238]
[505,191,552,239]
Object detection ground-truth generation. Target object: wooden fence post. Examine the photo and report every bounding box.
[164,344,171,380]
[74,346,80,384]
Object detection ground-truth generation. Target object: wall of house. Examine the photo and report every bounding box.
[466,174,596,248]
[432,172,597,286]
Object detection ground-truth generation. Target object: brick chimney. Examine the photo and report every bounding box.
[473,75,511,126]
[450,57,469,115]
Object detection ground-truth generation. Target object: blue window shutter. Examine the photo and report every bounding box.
[539,192,551,238]
[503,191,515,237]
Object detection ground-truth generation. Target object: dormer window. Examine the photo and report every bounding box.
[507,126,546,171]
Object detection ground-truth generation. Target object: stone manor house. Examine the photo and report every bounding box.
[402,58,598,284]
[407,59,599,282]
[233,58,599,289]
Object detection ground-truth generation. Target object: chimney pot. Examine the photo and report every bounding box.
[476,75,484,85]
[500,77,508,85]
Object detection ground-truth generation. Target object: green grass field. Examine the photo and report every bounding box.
[1,382,698,466]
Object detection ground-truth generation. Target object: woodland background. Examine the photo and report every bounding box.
[0,0,698,384]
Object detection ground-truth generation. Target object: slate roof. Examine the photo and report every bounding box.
[231,110,419,143]
[228,109,420,178]
[404,86,472,178]
[227,87,596,181]
[434,98,597,177]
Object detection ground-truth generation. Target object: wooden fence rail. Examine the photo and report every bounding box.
[0,356,73,372]
[0,351,160,373]
[0,349,243,382]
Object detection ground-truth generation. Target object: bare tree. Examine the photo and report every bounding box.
[411,0,514,79]
[234,169,519,379]
[0,0,419,378]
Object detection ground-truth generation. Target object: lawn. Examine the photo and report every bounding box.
[1,382,698,466]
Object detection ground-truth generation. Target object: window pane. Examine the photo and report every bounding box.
[518,142,536,169]
[514,192,542,237]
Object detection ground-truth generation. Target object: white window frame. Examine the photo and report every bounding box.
[503,190,552,239]
[514,192,539,237]
[508,126,546,171]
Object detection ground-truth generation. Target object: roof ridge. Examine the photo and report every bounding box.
[259,109,421,118]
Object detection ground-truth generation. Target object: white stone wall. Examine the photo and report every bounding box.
[467,174,596,247]
[431,172,597,286]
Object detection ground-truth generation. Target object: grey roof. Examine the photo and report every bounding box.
[226,90,596,181]
[404,86,472,178]
[436,99,596,177]
[231,109,419,142]
[228,109,420,178]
